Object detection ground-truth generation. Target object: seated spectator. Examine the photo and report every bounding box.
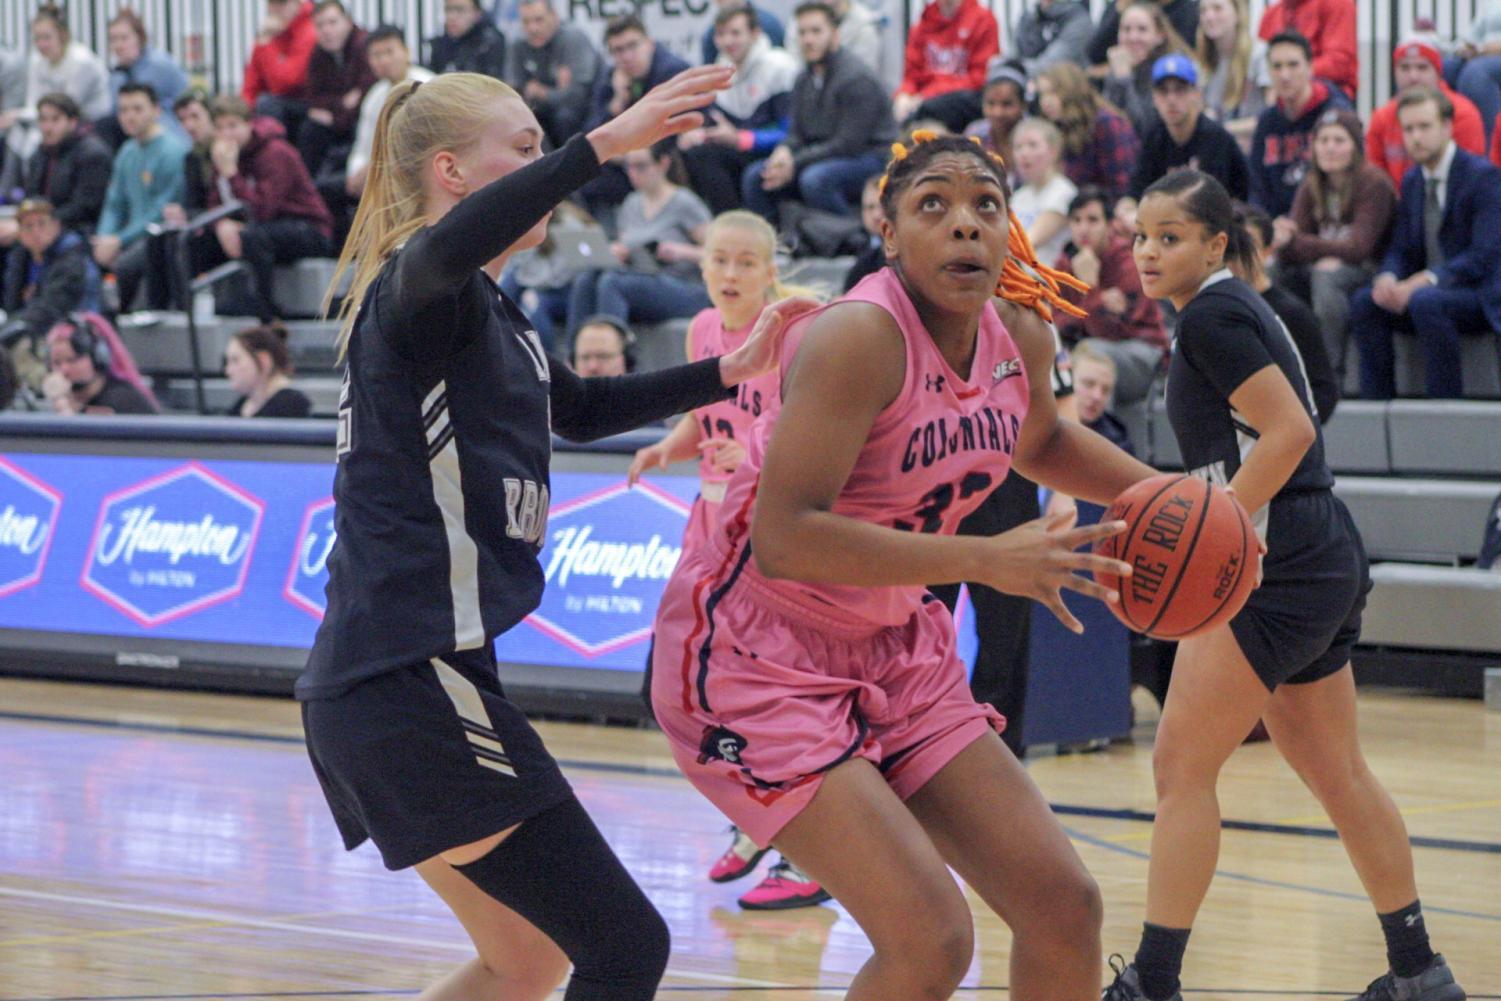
[1249,30,1351,217]
[1014,0,1094,77]
[0,7,109,193]
[571,315,634,376]
[92,83,186,313]
[138,90,218,311]
[743,2,896,224]
[581,15,690,218]
[1350,87,1501,399]
[335,27,431,208]
[568,142,711,331]
[1257,0,1356,100]
[501,202,603,352]
[1368,39,1487,188]
[1102,2,1195,139]
[890,0,998,133]
[703,0,787,64]
[224,323,312,417]
[1055,185,1166,408]
[964,60,1027,170]
[428,0,507,78]
[506,0,601,150]
[1088,0,1199,73]
[842,174,886,290]
[1453,0,1501,144]
[97,9,189,150]
[41,313,157,415]
[1195,0,1269,144]
[1071,342,1136,452]
[1,199,101,389]
[679,7,798,215]
[1271,109,1396,381]
[0,94,111,246]
[242,0,317,120]
[821,0,885,79]
[1037,62,1140,199]
[297,1,375,177]
[1128,54,1250,200]
[1010,118,1078,264]
[195,97,334,321]
[1235,201,1340,419]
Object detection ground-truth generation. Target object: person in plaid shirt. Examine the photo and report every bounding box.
[1036,62,1140,198]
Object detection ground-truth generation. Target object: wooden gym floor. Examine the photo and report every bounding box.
[0,676,1496,1000]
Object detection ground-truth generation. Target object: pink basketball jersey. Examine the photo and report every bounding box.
[712,268,1032,629]
[689,307,780,491]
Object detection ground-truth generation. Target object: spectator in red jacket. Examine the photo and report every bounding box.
[197,96,333,321]
[242,0,317,109]
[891,0,999,134]
[1054,184,1166,412]
[1493,115,1501,167]
[1257,0,1356,99]
[1366,38,1487,187]
[296,0,375,177]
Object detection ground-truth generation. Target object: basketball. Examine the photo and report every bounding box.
[1094,473,1258,640]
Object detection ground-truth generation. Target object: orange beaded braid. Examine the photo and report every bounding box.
[879,130,1090,321]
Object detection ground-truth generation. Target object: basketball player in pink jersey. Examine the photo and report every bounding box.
[629,209,830,909]
[651,132,1161,1001]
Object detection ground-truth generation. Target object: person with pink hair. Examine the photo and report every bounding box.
[41,313,157,414]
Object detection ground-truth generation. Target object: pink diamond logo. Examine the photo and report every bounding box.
[284,496,336,619]
[525,481,690,657]
[81,463,266,627]
[0,456,62,600]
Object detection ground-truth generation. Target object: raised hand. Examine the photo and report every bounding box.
[588,65,735,165]
[717,295,822,387]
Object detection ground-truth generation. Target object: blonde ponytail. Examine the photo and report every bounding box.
[323,73,522,356]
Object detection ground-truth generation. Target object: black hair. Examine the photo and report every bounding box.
[793,1,838,26]
[313,0,349,16]
[173,87,212,113]
[118,81,159,105]
[368,23,406,47]
[1229,201,1270,276]
[1397,84,1454,122]
[35,91,80,120]
[1267,30,1313,63]
[604,14,647,41]
[1140,168,1248,271]
[878,134,1010,220]
[1068,184,1112,218]
[714,4,759,31]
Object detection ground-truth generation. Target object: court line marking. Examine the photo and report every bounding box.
[1063,826,1501,923]
[6,990,1501,1000]
[3,709,1500,856]
[0,887,784,989]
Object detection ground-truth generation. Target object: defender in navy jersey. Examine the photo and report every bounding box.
[297,68,816,1001]
[1105,170,1466,1001]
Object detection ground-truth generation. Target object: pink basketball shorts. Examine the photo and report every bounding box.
[650,546,1006,848]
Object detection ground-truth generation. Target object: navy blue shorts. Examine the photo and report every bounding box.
[302,648,574,870]
[1229,490,1372,691]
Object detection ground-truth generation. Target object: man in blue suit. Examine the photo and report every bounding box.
[1349,85,1501,399]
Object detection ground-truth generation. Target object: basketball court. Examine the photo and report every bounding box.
[2,675,1496,1000]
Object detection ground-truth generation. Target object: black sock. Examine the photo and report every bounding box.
[1378,900,1435,979]
[1134,922,1191,1000]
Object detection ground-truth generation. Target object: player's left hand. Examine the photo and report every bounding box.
[718,296,821,387]
[699,437,746,474]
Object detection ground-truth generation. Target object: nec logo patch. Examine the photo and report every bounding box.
[993,358,1023,381]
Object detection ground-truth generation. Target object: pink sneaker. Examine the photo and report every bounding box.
[709,826,769,883]
[737,858,832,910]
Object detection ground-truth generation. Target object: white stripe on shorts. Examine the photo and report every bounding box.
[431,658,517,777]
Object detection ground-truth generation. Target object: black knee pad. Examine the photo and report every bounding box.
[454,796,669,1001]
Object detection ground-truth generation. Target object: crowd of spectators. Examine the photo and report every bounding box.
[1,0,1500,418]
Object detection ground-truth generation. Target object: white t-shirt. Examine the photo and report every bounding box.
[1011,172,1078,264]
[347,66,436,178]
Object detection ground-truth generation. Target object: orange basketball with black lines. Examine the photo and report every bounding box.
[1093,473,1258,641]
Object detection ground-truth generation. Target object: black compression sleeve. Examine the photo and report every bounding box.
[548,356,735,442]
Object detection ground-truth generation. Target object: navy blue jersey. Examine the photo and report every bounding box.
[1166,271,1334,511]
[298,136,733,699]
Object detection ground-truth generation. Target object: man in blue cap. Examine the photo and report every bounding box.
[1128,53,1251,201]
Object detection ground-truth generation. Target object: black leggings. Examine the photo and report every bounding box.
[454,795,670,1000]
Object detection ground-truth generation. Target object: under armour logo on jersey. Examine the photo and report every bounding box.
[698,725,748,766]
[925,373,946,393]
[993,358,1023,382]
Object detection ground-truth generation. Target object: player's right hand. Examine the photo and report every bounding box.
[981,510,1132,634]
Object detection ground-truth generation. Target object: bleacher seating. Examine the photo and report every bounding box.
[1361,564,1501,653]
